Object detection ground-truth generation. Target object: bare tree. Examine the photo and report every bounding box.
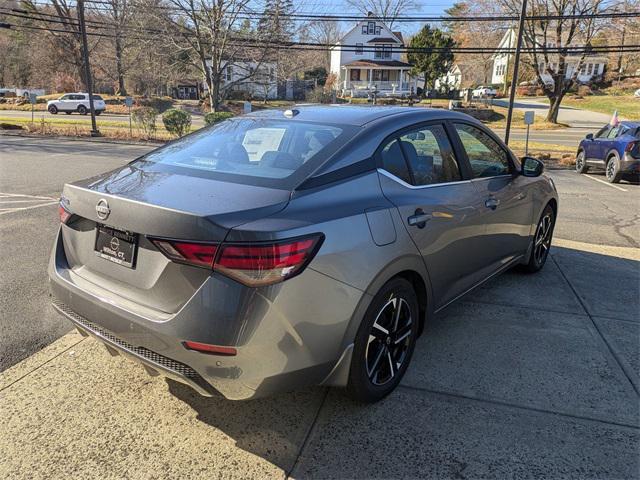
[500,0,606,123]
[91,0,133,94]
[23,0,97,89]
[147,0,281,111]
[345,0,419,28]
[307,20,342,70]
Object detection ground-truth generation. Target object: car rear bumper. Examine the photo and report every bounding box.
[621,154,640,173]
[48,229,364,400]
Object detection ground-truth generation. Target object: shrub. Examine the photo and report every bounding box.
[577,85,593,97]
[131,106,158,138]
[162,108,192,137]
[138,96,174,113]
[204,111,234,126]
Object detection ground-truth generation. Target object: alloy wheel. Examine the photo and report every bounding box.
[365,296,413,386]
[575,154,584,171]
[606,159,616,181]
[534,213,553,265]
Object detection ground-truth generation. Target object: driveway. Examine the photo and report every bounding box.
[493,98,611,128]
[0,136,638,479]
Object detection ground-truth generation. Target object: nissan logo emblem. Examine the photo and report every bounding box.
[96,199,110,220]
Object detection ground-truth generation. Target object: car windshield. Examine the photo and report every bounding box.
[93,95,103,101]
[137,117,347,186]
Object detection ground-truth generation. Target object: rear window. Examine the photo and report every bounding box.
[138,117,348,187]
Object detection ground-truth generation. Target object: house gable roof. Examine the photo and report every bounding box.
[333,17,405,48]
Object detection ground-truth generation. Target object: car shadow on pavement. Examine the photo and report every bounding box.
[166,378,327,474]
[166,245,639,479]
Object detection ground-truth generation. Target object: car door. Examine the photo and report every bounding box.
[376,121,489,309]
[586,125,611,164]
[451,122,534,270]
[58,94,72,111]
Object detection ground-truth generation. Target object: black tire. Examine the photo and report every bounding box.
[575,150,589,173]
[605,155,622,183]
[48,105,58,114]
[521,204,555,273]
[78,105,87,115]
[347,277,420,403]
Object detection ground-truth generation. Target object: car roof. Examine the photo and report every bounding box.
[242,105,471,127]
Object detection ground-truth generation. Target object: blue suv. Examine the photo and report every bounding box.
[576,121,640,183]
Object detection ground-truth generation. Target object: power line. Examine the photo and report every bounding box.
[3,21,640,55]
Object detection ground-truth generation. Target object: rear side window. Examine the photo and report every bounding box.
[454,123,510,178]
[398,125,461,185]
[380,124,461,186]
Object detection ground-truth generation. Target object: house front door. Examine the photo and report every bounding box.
[350,69,361,81]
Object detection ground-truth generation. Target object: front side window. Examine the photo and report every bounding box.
[607,126,621,139]
[595,125,611,138]
[454,123,511,178]
[398,125,461,185]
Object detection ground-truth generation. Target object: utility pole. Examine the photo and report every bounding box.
[77,0,100,137]
[504,0,527,146]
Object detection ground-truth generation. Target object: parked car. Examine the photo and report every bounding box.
[49,106,558,402]
[47,93,106,115]
[576,121,640,183]
[472,86,497,98]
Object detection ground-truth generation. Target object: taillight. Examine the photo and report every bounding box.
[58,203,71,224]
[625,141,637,153]
[215,235,323,286]
[149,234,323,286]
[151,239,218,268]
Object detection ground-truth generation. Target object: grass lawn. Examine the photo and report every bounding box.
[539,95,639,119]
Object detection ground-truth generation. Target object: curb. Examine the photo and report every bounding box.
[0,130,163,147]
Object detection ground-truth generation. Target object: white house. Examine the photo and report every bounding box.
[330,15,417,97]
[435,63,486,92]
[491,27,608,86]
[206,59,278,100]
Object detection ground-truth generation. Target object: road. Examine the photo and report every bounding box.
[493,97,612,128]
[1,108,595,146]
[0,135,638,478]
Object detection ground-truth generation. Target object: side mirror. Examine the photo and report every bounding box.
[521,156,544,177]
[586,133,594,140]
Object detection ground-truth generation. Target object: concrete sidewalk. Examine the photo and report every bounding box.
[1,244,638,479]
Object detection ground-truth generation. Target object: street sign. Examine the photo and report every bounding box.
[28,93,38,104]
[125,96,133,107]
[524,111,535,155]
[524,111,535,125]
[243,101,251,114]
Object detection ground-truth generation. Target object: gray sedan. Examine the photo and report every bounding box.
[49,106,558,402]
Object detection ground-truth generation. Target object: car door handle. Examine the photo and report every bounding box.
[408,210,431,228]
[485,198,500,210]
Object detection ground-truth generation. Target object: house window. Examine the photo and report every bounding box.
[593,64,599,75]
[372,70,390,82]
[350,69,360,81]
[269,67,275,81]
[355,43,363,54]
[579,64,586,74]
[362,25,367,34]
[587,63,593,75]
[226,65,233,82]
[367,21,376,34]
[375,26,381,35]
[374,45,392,59]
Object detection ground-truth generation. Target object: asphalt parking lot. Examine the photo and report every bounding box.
[0,135,638,479]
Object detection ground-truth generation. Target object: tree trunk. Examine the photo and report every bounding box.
[115,33,126,95]
[546,95,562,123]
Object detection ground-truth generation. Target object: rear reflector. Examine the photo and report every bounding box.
[150,234,324,286]
[625,141,637,153]
[151,239,217,268]
[215,235,323,287]
[59,203,71,224]
[183,341,237,356]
